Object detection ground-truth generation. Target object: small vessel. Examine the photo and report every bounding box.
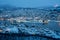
[39,19,50,24]
[0,29,3,32]
[42,20,49,24]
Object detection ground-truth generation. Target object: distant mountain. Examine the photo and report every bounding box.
[43,6,60,11]
[0,5,60,18]
[0,5,17,11]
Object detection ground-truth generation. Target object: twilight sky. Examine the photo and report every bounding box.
[0,0,60,7]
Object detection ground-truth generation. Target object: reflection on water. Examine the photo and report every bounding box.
[0,20,60,40]
[0,35,54,40]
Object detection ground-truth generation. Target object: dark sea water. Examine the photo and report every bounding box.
[0,20,60,40]
[23,21,60,32]
[0,35,54,40]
